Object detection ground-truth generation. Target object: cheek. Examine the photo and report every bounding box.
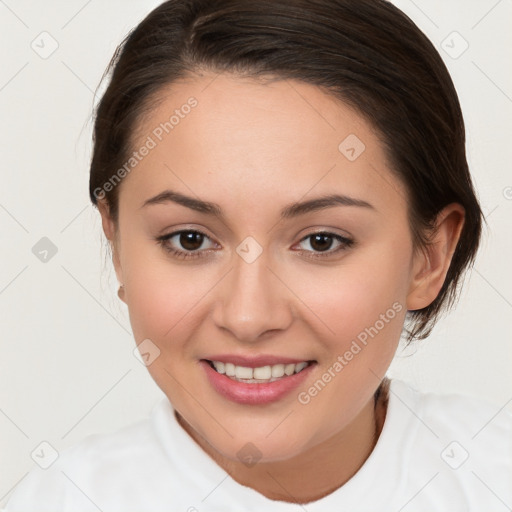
[290,258,408,340]
[122,250,215,404]
[126,266,211,346]
[282,245,410,382]
[287,253,408,431]
[120,238,209,344]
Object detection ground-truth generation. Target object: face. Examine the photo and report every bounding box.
[102,72,423,463]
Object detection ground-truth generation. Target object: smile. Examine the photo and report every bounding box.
[200,358,317,405]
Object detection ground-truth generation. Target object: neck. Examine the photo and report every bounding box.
[177,378,390,503]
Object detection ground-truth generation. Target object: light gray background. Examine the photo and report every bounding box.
[1,0,511,505]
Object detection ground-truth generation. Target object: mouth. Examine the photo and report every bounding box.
[200,357,317,405]
[203,359,316,384]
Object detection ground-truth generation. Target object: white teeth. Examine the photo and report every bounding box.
[294,362,308,373]
[235,366,253,379]
[271,364,285,378]
[253,365,272,379]
[210,360,311,382]
[214,361,225,374]
[284,363,295,376]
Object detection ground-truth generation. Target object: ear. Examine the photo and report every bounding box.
[97,200,125,300]
[406,203,465,311]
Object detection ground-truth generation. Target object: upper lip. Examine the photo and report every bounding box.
[202,354,316,368]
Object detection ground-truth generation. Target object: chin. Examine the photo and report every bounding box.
[213,434,310,465]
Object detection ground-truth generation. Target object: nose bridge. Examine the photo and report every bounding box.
[212,246,292,342]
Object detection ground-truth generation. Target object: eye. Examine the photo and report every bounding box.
[156,230,217,260]
[295,231,354,258]
[156,229,354,261]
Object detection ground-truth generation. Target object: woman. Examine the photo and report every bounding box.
[5,0,511,510]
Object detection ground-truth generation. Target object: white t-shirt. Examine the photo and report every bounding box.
[4,379,512,511]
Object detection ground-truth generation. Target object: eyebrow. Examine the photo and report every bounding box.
[140,189,375,219]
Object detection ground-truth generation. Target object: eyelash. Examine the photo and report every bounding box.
[155,229,354,261]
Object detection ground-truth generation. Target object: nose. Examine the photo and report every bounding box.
[212,252,294,343]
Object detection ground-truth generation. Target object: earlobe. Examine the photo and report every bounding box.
[406,203,465,311]
[117,284,126,304]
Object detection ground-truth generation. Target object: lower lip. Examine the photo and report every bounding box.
[200,360,316,405]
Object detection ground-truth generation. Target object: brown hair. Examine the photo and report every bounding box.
[89,0,484,343]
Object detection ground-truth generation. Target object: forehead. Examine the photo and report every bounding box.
[123,72,407,219]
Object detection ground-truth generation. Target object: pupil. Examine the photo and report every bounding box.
[311,234,332,251]
[181,232,203,251]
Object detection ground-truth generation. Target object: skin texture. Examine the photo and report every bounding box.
[98,72,465,503]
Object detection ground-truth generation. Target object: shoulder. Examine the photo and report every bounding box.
[388,379,512,511]
[395,379,512,441]
[4,403,171,511]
